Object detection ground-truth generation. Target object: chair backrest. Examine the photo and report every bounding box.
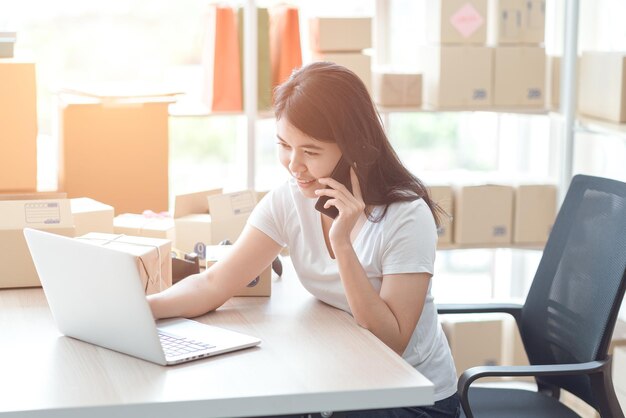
[520,174,626,407]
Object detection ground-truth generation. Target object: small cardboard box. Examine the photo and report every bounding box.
[114,213,175,241]
[205,245,271,297]
[174,189,256,258]
[454,184,514,245]
[521,0,546,44]
[373,73,422,107]
[0,32,16,58]
[429,185,453,245]
[0,61,37,192]
[70,197,114,237]
[0,194,75,288]
[312,52,372,93]
[441,314,505,381]
[547,55,560,110]
[308,17,372,52]
[487,0,524,45]
[426,0,488,45]
[76,232,171,295]
[579,51,626,123]
[614,346,626,393]
[513,184,557,245]
[58,91,174,214]
[493,46,545,108]
[422,45,493,109]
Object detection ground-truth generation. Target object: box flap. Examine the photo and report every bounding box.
[208,190,257,220]
[0,192,67,201]
[174,189,222,218]
[70,197,114,214]
[0,198,73,229]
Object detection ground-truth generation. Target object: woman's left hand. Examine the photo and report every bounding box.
[315,167,365,248]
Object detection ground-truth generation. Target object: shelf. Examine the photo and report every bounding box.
[168,101,274,119]
[377,105,550,116]
[575,115,626,140]
[437,243,544,251]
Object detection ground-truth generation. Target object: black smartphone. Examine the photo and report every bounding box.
[314,157,353,219]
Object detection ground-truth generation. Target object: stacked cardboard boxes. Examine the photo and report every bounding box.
[579,51,626,123]
[309,17,373,93]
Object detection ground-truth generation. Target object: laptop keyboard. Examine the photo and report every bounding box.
[158,331,215,358]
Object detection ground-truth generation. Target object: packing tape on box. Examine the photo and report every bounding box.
[76,234,165,293]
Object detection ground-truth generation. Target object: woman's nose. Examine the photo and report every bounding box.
[288,152,305,173]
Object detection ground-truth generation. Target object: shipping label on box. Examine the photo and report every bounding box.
[312,52,372,93]
[429,185,454,245]
[309,17,372,52]
[373,73,422,107]
[205,245,271,297]
[493,46,545,107]
[76,232,171,295]
[423,46,493,108]
[0,195,75,288]
[0,61,38,192]
[513,184,556,245]
[71,197,114,236]
[114,213,175,241]
[454,184,514,245]
[579,51,626,123]
[426,0,488,45]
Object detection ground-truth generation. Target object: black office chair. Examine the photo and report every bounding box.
[438,174,626,418]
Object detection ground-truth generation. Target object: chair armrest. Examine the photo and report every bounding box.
[457,360,608,418]
[437,303,523,324]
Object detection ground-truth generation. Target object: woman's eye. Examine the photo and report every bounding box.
[304,150,318,156]
[277,142,290,149]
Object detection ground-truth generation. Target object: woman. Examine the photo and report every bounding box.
[148,62,459,418]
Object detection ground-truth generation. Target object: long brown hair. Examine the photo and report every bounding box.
[273,61,441,226]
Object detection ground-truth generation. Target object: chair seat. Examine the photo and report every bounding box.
[460,387,584,418]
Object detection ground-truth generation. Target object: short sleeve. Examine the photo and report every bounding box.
[247,182,290,247]
[381,199,437,276]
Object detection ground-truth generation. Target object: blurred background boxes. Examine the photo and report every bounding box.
[426,0,488,45]
[422,45,493,108]
[579,51,626,123]
[513,184,557,245]
[0,194,75,288]
[373,73,422,107]
[58,93,171,215]
[454,184,514,245]
[429,185,454,245]
[488,0,545,45]
[312,51,372,93]
[0,32,17,58]
[114,213,175,241]
[308,17,372,52]
[0,61,38,192]
[493,46,545,107]
[70,197,114,237]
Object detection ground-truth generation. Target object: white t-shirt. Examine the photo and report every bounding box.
[248,178,457,401]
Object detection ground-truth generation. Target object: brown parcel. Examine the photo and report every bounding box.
[76,232,171,295]
[429,185,453,245]
[0,194,75,288]
[205,245,271,297]
[426,0,488,45]
[513,184,557,245]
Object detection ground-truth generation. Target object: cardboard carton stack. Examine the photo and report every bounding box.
[309,17,373,93]
[423,0,493,109]
[579,51,626,123]
[489,0,546,108]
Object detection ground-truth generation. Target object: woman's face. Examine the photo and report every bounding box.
[276,118,342,199]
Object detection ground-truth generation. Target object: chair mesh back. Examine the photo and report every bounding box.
[520,175,626,407]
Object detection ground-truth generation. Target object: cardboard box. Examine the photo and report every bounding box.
[441,314,504,380]
[513,184,556,245]
[426,0,488,45]
[0,61,37,191]
[487,0,523,45]
[0,194,75,288]
[312,52,372,93]
[174,189,256,258]
[493,46,545,108]
[615,346,626,393]
[58,93,171,214]
[70,197,114,237]
[309,17,372,52]
[0,32,16,58]
[521,0,546,44]
[114,213,175,241]
[205,245,271,297]
[373,73,422,107]
[547,55,560,109]
[579,51,626,123]
[422,46,493,109]
[76,232,171,295]
[429,185,453,245]
[454,185,514,245]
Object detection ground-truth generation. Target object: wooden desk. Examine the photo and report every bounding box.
[0,258,433,418]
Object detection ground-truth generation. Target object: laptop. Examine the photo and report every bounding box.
[23,228,261,366]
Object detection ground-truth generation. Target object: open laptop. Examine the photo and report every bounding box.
[23,228,261,366]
